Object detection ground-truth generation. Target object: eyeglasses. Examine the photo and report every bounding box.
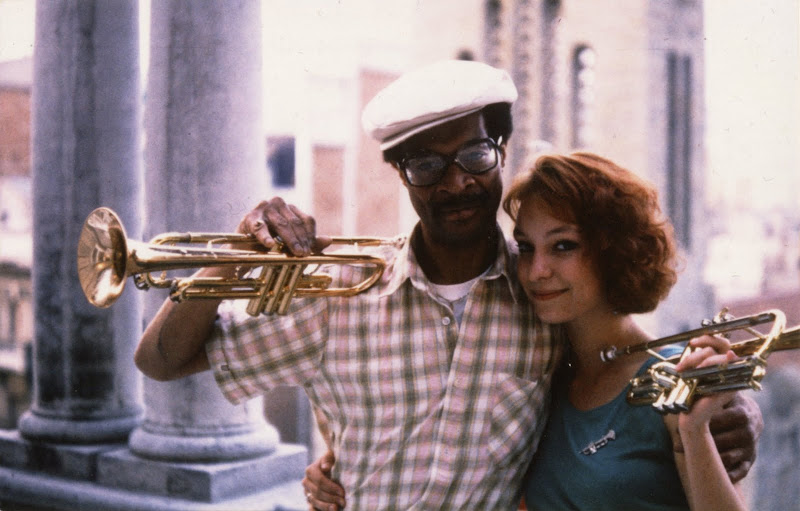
[399,137,502,187]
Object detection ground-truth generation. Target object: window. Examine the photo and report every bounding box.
[666,52,693,247]
[571,45,596,149]
[267,136,295,188]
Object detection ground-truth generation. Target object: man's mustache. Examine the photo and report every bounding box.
[431,191,489,211]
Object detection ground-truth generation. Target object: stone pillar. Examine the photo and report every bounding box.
[0,1,305,508]
[18,0,143,445]
[538,0,560,144]
[483,0,508,70]
[509,0,538,179]
[127,0,285,464]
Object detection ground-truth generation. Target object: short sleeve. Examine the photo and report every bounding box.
[205,298,329,404]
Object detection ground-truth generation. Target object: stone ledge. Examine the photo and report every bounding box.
[0,464,306,511]
[0,429,308,509]
[96,444,307,502]
[0,429,121,481]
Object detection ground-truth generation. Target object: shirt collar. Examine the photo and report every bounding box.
[381,223,523,304]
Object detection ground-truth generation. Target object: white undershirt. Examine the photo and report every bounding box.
[428,267,491,325]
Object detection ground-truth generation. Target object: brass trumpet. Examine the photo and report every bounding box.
[77,207,400,316]
[600,309,799,414]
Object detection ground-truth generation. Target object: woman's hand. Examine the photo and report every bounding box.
[678,351,740,430]
[671,336,762,482]
[672,334,731,373]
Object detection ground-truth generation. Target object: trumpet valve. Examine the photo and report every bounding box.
[133,273,151,291]
[169,279,193,303]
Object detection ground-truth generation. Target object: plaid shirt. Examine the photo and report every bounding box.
[207,228,561,510]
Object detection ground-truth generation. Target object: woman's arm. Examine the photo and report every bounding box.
[669,338,763,483]
[677,389,747,511]
[667,348,748,511]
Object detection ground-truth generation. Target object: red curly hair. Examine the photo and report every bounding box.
[503,152,679,314]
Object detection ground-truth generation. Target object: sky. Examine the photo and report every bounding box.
[703,0,800,212]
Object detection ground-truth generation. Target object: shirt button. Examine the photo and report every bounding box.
[442,317,451,326]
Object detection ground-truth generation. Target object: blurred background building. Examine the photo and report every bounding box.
[0,0,798,509]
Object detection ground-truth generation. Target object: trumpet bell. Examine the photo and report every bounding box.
[77,207,130,308]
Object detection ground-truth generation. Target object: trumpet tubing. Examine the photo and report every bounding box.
[608,309,798,414]
[77,207,398,316]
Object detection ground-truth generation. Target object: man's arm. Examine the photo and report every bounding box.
[134,197,326,381]
[134,272,223,381]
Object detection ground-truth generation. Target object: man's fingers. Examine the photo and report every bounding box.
[304,489,341,511]
[312,235,333,253]
[717,445,746,468]
[709,393,756,435]
[301,475,337,510]
[262,201,314,255]
[238,198,320,255]
[707,393,760,482]
[319,449,336,473]
[249,215,275,249]
[305,490,339,511]
[721,459,752,485]
[303,455,346,508]
[309,473,346,506]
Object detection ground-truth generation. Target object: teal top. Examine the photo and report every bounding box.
[524,348,689,511]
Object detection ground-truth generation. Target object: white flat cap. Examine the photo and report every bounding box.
[362,60,518,151]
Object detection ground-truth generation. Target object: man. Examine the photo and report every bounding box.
[135,60,761,510]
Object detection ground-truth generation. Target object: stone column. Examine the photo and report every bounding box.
[127,0,282,464]
[509,0,538,179]
[538,0,560,144]
[18,0,143,444]
[483,0,508,70]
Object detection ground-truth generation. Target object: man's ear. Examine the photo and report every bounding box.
[499,143,507,168]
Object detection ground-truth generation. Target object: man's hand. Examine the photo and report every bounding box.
[302,449,346,511]
[239,197,331,256]
[708,392,763,483]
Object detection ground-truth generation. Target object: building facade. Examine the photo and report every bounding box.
[0,58,33,430]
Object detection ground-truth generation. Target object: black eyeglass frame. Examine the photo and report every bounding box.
[398,136,504,187]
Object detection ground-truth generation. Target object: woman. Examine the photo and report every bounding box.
[304,152,747,511]
[504,152,744,510]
